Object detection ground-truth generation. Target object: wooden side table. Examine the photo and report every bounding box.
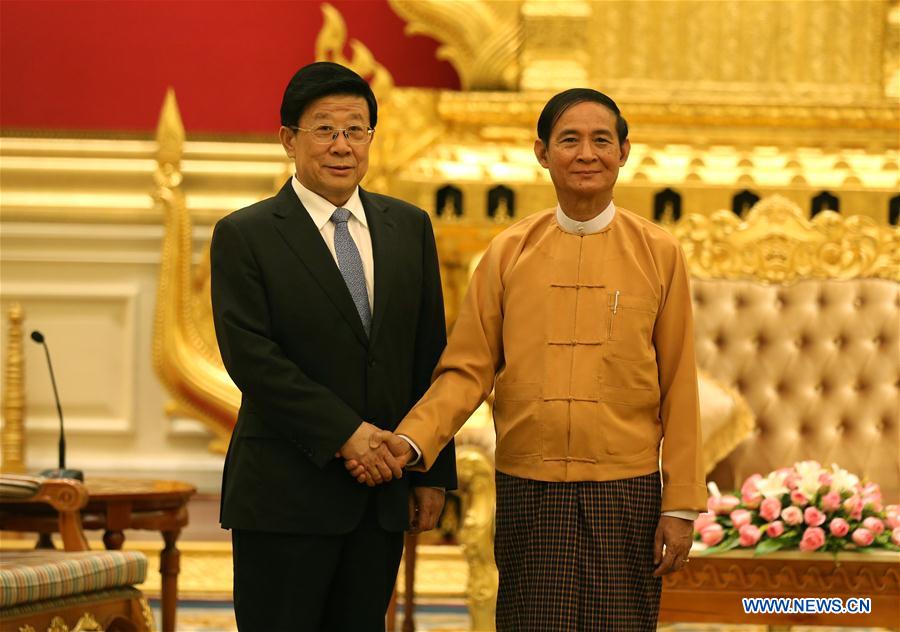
[660,549,900,628]
[0,477,196,632]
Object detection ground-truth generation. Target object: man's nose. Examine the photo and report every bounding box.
[329,131,352,153]
[576,139,596,160]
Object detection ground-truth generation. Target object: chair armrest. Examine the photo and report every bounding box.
[0,475,90,551]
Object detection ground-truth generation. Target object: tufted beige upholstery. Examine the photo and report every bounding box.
[692,277,900,501]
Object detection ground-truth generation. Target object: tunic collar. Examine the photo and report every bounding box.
[555,200,616,235]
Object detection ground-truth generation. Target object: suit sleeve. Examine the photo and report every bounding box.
[210,216,360,468]
[407,213,458,490]
[653,243,707,512]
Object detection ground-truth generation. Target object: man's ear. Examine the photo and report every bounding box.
[278,126,295,159]
[534,139,549,168]
[619,138,631,166]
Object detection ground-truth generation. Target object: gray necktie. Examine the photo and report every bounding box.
[330,207,371,335]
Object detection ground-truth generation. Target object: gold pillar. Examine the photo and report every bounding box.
[1,303,27,473]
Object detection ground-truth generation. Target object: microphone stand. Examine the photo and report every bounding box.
[31,331,84,481]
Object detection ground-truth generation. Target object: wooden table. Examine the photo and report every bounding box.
[660,549,900,629]
[0,477,196,632]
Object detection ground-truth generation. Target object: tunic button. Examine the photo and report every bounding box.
[577,226,584,234]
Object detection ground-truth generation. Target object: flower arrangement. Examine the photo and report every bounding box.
[695,461,900,555]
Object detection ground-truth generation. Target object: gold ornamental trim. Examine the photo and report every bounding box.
[670,195,900,283]
[455,447,499,630]
[316,3,394,98]
[47,618,67,632]
[1,303,27,473]
[388,0,521,90]
[70,613,103,632]
[150,90,238,452]
[140,596,156,631]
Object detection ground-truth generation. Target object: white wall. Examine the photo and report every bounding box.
[0,221,229,492]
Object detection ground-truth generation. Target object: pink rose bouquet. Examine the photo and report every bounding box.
[695,462,900,555]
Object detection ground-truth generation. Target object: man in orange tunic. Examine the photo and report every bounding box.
[352,88,707,630]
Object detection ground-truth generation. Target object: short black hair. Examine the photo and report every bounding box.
[280,61,378,128]
[536,88,628,145]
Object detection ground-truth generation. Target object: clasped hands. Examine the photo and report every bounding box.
[336,423,445,533]
[336,421,412,487]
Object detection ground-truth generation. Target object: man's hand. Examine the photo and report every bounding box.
[338,423,407,487]
[652,515,694,576]
[407,487,445,534]
[341,428,413,485]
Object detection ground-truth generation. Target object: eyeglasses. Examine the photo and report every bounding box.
[289,125,374,145]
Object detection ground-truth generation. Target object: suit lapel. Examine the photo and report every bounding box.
[270,180,368,346]
[361,188,395,344]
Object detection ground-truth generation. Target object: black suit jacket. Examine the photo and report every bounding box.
[211,179,456,535]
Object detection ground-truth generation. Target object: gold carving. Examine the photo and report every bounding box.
[364,88,443,196]
[431,221,505,327]
[313,4,439,196]
[520,0,590,90]
[17,626,36,632]
[583,0,886,105]
[1,303,26,473]
[140,597,156,632]
[388,0,521,90]
[887,0,900,98]
[150,90,238,452]
[316,3,394,98]
[47,618,68,632]
[71,613,103,632]
[455,447,498,631]
[670,195,900,284]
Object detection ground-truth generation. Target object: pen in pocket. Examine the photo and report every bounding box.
[607,290,620,338]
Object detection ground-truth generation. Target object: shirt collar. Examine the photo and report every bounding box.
[555,200,616,235]
[291,175,367,230]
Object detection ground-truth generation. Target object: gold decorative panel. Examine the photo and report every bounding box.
[668,195,900,283]
[582,0,886,105]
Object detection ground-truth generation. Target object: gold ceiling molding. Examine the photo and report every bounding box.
[670,195,900,284]
[435,91,900,133]
[151,90,238,452]
[388,0,521,90]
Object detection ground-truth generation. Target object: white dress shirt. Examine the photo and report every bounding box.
[292,177,433,478]
[291,176,374,312]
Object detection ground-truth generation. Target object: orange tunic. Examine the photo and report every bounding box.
[398,206,707,512]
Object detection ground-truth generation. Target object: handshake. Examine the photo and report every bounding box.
[337,421,414,486]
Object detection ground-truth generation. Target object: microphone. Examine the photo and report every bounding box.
[30,330,84,481]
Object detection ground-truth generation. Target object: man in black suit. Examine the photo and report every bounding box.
[210,61,457,631]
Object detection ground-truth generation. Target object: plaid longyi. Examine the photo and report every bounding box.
[494,470,662,631]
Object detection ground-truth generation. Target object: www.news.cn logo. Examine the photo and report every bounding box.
[742,597,872,615]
